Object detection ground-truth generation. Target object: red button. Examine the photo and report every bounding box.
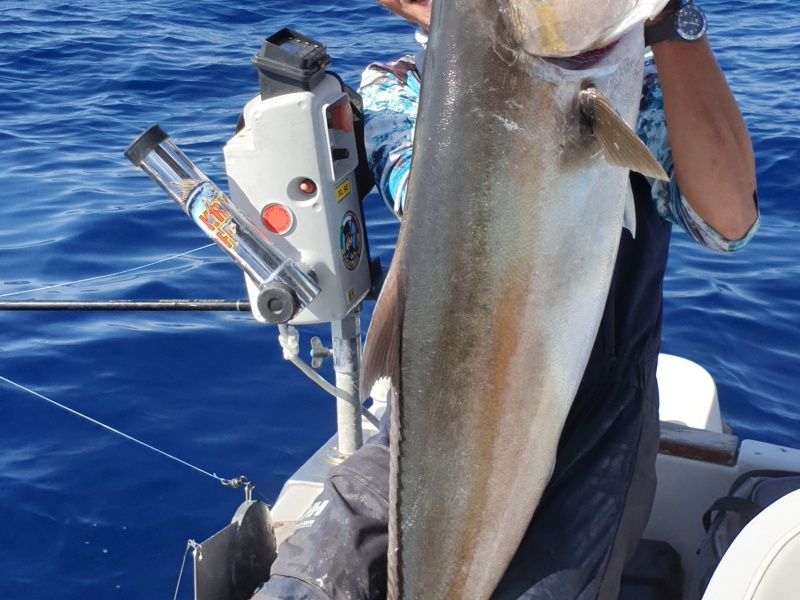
[299,179,317,195]
[261,204,293,234]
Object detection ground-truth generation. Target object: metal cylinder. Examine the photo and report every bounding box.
[329,310,363,458]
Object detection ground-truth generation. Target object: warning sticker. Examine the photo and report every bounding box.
[335,178,352,203]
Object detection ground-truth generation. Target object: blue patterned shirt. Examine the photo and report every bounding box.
[358,45,758,253]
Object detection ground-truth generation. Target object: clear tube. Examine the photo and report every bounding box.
[126,125,320,323]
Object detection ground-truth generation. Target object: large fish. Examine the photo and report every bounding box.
[362,0,670,597]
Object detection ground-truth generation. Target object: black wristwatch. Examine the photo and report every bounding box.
[645,0,707,46]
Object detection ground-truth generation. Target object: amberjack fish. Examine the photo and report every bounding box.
[362,0,670,598]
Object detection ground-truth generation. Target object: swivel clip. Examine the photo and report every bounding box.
[221,475,254,502]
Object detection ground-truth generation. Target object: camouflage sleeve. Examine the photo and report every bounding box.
[636,53,759,253]
[358,57,422,219]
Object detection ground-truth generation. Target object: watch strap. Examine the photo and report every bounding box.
[661,0,682,12]
[645,13,679,46]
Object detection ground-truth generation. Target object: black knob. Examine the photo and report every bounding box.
[256,282,299,324]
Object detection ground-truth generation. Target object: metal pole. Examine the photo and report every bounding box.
[328,308,363,460]
[0,300,251,311]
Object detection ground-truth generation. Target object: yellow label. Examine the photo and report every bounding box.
[335,178,352,203]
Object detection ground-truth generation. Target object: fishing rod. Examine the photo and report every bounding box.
[0,299,251,311]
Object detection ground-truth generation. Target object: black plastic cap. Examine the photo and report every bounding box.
[125,125,168,167]
[256,282,299,324]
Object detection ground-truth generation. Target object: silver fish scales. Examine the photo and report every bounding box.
[362,1,670,597]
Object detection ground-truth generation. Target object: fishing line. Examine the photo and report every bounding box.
[0,243,217,298]
[173,540,201,600]
[0,374,237,486]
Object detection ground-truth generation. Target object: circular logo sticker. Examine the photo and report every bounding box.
[340,211,362,271]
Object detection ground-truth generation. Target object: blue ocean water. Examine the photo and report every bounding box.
[0,0,797,597]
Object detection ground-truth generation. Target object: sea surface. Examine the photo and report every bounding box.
[0,1,797,597]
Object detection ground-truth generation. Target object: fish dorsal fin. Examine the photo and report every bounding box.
[580,86,669,182]
[360,243,405,402]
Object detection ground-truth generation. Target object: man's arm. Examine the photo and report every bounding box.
[652,37,758,241]
[359,57,421,218]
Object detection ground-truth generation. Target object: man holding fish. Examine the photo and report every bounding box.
[258,0,758,598]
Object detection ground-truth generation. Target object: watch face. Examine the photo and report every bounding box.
[676,6,707,41]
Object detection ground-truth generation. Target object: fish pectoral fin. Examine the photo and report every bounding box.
[360,246,405,401]
[623,181,637,238]
[580,86,669,182]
